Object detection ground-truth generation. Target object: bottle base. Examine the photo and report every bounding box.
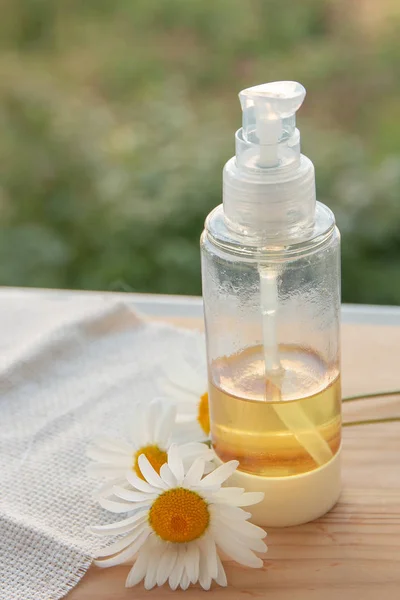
[217,446,341,527]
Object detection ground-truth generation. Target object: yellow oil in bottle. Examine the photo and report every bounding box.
[209,344,341,477]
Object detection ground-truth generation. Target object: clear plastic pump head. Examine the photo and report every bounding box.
[239,81,306,168]
[223,80,316,241]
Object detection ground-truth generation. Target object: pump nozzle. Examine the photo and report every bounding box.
[239,81,306,167]
[224,80,315,239]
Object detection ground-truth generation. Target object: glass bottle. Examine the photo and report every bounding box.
[201,82,341,526]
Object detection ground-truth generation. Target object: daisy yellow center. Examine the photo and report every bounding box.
[197,392,210,435]
[149,488,210,543]
[133,444,168,481]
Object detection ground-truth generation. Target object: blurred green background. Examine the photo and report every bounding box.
[1,0,400,303]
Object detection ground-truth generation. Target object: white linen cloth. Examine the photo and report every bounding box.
[0,289,197,600]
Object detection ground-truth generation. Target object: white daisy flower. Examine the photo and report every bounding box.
[87,398,214,499]
[90,444,267,591]
[159,334,210,442]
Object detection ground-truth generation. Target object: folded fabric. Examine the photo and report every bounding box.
[0,290,196,600]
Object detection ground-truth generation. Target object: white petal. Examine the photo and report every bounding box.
[184,459,214,480]
[172,420,207,444]
[214,519,267,552]
[160,378,199,403]
[216,513,267,540]
[244,536,268,553]
[215,486,244,495]
[173,402,198,417]
[198,533,218,579]
[156,546,178,586]
[130,418,140,449]
[125,537,154,587]
[146,399,164,440]
[209,502,252,522]
[88,512,148,537]
[144,538,164,590]
[213,527,263,568]
[167,444,184,484]
[214,554,227,587]
[183,458,205,488]
[214,487,265,507]
[91,436,133,454]
[198,543,212,591]
[198,460,239,489]
[95,524,149,557]
[154,402,176,448]
[168,546,185,590]
[87,464,126,480]
[94,528,151,567]
[163,358,205,395]
[169,350,206,390]
[126,470,160,494]
[180,570,190,591]
[159,463,177,488]
[125,534,156,587]
[138,454,168,489]
[113,486,157,503]
[132,406,149,448]
[179,442,214,462]
[203,461,216,475]
[99,497,149,514]
[235,492,265,506]
[94,477,126,500]
[197,489,218,503]
[86,446,131,465]
[185,543,200,584]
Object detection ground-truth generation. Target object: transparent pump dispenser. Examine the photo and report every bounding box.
[201,82,341,527]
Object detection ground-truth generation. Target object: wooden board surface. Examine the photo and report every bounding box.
[68,320,400,600]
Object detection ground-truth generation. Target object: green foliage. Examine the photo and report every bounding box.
[0,0,399,302]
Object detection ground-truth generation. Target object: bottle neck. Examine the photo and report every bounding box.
[223,132,317,244]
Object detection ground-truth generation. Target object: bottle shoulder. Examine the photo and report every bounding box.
[201,202,339,262]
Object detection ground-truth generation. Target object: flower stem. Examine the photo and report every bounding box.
[343,390,400,403]
[343,416,400,427]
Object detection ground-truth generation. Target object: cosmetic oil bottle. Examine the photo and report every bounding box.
[200,81,341,527]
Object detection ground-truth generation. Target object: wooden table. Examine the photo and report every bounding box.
[68,310,400,599]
